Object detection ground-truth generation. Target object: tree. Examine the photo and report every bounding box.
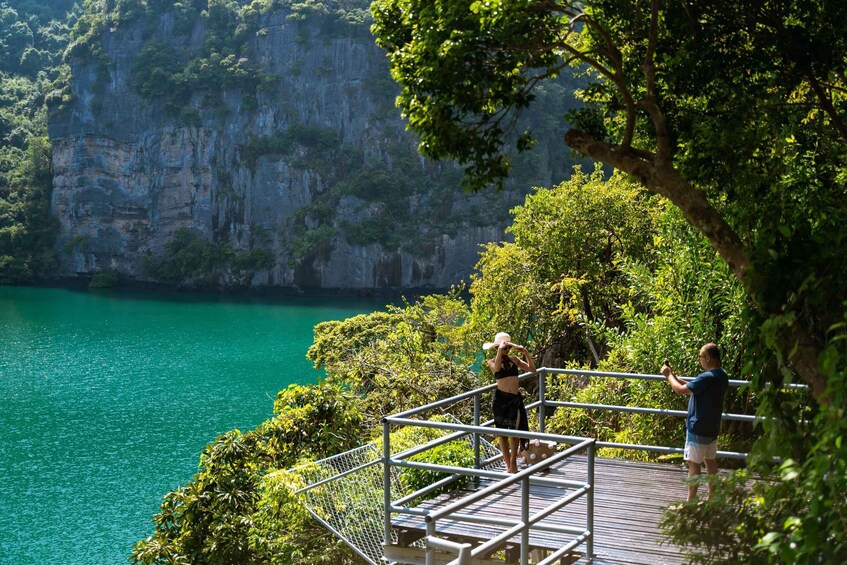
[469,165,656,365]
[308,290,480,427]
[370,0,846,400]
[371,0,847,560]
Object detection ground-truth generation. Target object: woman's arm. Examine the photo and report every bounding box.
[487,342,509,373]
[513,345,536,373]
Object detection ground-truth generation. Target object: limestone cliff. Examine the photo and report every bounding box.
[48,2,575,290]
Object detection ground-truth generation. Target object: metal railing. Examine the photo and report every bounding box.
[538,367,806,460]
[382,366,805,564]
[383,370,596,565]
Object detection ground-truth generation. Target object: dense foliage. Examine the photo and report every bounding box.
[141,227,274,287]
[133,169,769,562]
[0,2,71,75]
[469,165,655,363]
[0,1,75,282]
[0,133,56,281]
[307,290,481,425]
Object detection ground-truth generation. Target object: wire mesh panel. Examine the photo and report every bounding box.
[291,418,500,565]
[293,444,394,564]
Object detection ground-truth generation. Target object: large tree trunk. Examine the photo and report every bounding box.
[564,129,830,404]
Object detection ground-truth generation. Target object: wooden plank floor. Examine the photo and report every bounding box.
[391,456,692,564]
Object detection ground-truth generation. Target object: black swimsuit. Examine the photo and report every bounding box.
[494,358,520,379]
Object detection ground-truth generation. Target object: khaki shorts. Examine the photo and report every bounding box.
[684,432,717,464]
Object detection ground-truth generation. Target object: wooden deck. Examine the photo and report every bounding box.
[388,456,691,564]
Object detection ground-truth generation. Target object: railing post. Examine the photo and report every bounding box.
[425,520,436,565]
[538,368,547,433]
[383,419,392,548]
[521,475,530,564]
[587,439,595,561]
[473,392,481,489]
[473,393,481,469]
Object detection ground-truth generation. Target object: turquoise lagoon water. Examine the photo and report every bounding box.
[0,286,385,564]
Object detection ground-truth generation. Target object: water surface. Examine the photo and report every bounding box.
[0,286,385,564]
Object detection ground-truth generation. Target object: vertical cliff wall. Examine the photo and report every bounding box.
[47,2,575,290]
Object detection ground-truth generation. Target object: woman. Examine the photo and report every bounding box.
[484,332,536,473]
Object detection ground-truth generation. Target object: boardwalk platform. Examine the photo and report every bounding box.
[387,456,690,564]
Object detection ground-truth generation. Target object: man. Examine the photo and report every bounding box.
[661,343,729,502]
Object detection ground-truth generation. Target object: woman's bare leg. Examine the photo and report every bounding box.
[512,409,526,473]
[509,437,520,472]
[498,436,514,473]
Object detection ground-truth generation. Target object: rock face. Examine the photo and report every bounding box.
[48,5,570,290]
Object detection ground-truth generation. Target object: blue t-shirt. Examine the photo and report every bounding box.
[685,368,729,439]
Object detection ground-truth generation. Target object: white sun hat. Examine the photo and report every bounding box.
[482,331,511,350]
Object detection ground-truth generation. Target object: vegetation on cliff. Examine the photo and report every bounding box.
[70,0,374,112]
[0,1,75,283]
[141,227,274,286]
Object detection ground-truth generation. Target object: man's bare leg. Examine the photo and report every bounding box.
[704,458,718,500]
[687,461,702,502]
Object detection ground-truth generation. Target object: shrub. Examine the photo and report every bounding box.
[89,268,118,288]
[401,440,475,500]
[141,228,274,284]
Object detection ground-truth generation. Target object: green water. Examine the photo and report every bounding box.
[0,286,385,564]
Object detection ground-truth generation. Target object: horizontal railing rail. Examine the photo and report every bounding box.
[541,367,809,391]
[537,367,807,461]
[545,400,759,422]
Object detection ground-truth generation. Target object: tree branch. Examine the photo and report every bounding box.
[564,129,750,282]
[639,0,672,164]
[559,43,617,86]
[807,72,847,145]
[568,13,636,147]
[819,80,847,95]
